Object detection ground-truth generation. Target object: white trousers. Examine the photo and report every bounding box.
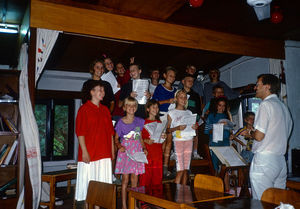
[250,152,286,200]
[75,158,112,201]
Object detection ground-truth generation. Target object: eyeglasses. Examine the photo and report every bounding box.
[255,82,264,87]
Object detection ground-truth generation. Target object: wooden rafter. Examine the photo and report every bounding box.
[31,0,284,59]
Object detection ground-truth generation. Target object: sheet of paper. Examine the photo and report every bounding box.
[144,120,167,143]
[180,113,197,138]
[181,113,197,125]
[132,79,149,104]
[218,119,235,129]
[210,146,246,167]
[152,120,167,143]
[126,151,148,164]
[144,122,157,136]
[213,123,224,143]
[101,71,120,94]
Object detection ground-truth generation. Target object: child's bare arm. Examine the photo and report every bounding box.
[114,133,125,152]
[78,135,90,163]
[166,115,186,133]
[230,134,246,146]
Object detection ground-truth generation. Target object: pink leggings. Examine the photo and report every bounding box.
[174,140,193,171]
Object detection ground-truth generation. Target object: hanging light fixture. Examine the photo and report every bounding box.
[0,23,19,34]
[0,0,19,34]
[189,0,204,8]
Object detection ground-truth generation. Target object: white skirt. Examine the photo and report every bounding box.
[75,158,112,201]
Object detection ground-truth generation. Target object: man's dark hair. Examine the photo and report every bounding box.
[82,80,104,104]
[257,74,281,95]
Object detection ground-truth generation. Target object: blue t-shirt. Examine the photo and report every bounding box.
[152,84,176,112]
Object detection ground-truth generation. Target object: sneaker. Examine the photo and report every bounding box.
[193,153,203,160]
[113,178,122,185]
[40,198,64,208]
[170,151,176,161]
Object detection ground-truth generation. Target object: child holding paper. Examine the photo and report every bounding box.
[114,97,147,209]
[166,90,198,185]
[139,99,166,186]
[204,96,231,191]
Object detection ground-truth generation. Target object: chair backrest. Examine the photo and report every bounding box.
[261,188,300,206]
[194,174,224,193]
[85,180,116,209]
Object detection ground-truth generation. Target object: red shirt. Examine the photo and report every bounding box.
[76,101,114,162]
[142,119,163,161]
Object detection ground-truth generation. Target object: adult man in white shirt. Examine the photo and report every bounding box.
[250,74,293,200]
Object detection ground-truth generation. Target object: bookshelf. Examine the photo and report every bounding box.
[0,70,20,208]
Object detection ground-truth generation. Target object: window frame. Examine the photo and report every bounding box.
[35,99,74,161]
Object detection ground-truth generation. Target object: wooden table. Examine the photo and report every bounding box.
[287,176,300,191]
[183,197,278,209]
[40,169,77,209]
[128,183,234,209]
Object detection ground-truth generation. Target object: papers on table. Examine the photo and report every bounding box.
[210,146,247,167]
[213,123,224,143]
[180,113,197,138]
[144,120,167,143]
[101,71,120,94]
[132,79,149,104]
[126,151,148,164]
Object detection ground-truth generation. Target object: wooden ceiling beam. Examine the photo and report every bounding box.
[30,0,284,59]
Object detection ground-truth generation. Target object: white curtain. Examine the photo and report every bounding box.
[17,43,42,209]
[269,58,287,103]
[35,28,60,84]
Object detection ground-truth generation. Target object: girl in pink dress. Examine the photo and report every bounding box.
[114,97,147,209]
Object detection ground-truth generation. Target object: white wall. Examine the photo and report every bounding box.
[218,56,270,88]
[285,40,300,173]
[37,70,90,91]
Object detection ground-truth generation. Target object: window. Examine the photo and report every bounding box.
[35,99,74,161]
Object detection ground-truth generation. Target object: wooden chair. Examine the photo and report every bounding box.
[194,174,224,193]
[261,188,300,206]
[85,181,117,209]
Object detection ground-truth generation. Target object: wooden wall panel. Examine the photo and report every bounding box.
[30,0,284,59]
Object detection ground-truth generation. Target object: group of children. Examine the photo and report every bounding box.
[75,57,255,209]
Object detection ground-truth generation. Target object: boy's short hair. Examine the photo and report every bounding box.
[123,96,138,108]
[129,62,142,70]
[212,84,224,92]
[244,111,255,119]
[164,66,177,75]
[182,73,195,80]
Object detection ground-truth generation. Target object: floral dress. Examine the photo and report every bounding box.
[115,117,145,175]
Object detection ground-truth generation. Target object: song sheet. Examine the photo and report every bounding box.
[126,151,148,164]
[210,146,247,167]
[101,71,120,94]
[132,79,149,104]
[213,123,224,143]
[180,113,197,138]
[144,120,167,143]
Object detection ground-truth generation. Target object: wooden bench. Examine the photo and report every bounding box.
[40,169,77,209]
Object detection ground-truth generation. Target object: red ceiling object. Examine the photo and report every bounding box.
[271,5,283,24]
[189,0,204,7]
